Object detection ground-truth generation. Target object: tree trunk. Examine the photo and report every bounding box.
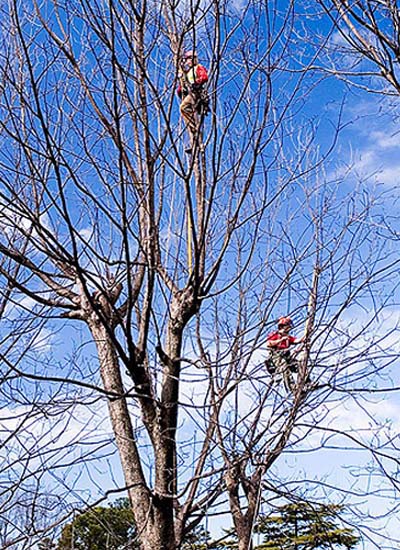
[89,320,176,550]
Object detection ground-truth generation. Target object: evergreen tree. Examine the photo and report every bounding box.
[56,500,216,550]
[255,503,359,550]
[56,498,138,550]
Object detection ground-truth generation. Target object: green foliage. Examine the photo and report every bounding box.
[56,498,138,550]
[56,502,222,550]
[255,502,360,550]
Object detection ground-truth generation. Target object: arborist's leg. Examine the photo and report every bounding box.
[282,364,295,394]
[274,352,295,393]
[180,95,200,153]
[180,95,198,134]
[290,356,313,387]
[270,352,285,388]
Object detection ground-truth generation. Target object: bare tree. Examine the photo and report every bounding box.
[205,161,400,549]
[0,1,399,550]
[317,0,400,94]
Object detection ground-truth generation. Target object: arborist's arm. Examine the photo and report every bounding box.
[176,68,185,98]
[292,335,306,355]
[267,336,288,348]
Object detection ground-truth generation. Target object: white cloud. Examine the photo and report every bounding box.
[0,203,51,238]
[369,130,399,149]
[28,326,54,353]
[79,227,94,242]
[377,165,400,186]
[350,147,400,187]
[342,100,400,190]
[0,400,113,468]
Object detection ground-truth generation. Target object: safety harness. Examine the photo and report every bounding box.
[180,66,210,116]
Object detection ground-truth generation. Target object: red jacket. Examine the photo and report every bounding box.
[177,64,208,97]
[267,331,297,350]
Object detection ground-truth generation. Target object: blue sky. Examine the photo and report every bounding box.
[0,1,400,549]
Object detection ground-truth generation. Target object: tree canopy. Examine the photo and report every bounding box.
[56,499,138,550]
[255,503,359,550]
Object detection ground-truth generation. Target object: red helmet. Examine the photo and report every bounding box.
[277,316,293,327]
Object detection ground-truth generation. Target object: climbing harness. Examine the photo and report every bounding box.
[264,355,276,375]
[195,86,210,117]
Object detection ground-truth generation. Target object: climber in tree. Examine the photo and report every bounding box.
[265,316,305,393]
[177,50,209,153]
